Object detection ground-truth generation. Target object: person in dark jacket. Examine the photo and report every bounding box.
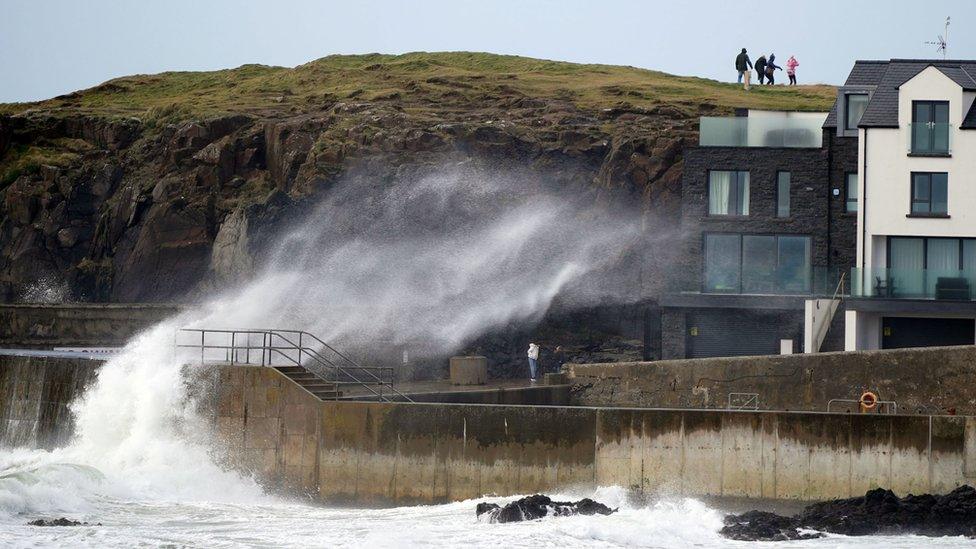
[765,54,782,85]
[735,48,753,88]
[754,55,767,85]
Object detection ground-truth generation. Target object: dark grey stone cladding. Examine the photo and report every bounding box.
[673,145,828,288]
[660,307,804,360]
[659,132,858,359]
[825,133,858,272]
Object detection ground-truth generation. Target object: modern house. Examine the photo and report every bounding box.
[840,59,976,350]
[660,108,857,359]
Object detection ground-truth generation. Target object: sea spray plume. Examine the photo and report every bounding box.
[0,161,640,517]
[193,162,641,356]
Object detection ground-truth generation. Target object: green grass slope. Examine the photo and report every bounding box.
[0,52,836,121]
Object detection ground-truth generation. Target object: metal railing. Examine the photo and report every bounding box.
[728,392,759,410]
[175,328,413,402]
[826,398,897,414]
[811,271,846,352]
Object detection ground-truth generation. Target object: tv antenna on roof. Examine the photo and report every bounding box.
[925,16,950,59]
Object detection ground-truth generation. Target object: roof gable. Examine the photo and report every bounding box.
[826,59,976,129]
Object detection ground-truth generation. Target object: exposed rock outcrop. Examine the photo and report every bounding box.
[28,517,101,527]
[476,494,616,523]
[721,486,976,540]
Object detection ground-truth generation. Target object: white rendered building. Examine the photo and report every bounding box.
[837,60,976,350]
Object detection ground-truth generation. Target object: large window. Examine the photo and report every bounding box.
[910,172,948,215]
[708,171,749,216]
[704,233,741,292]
[911,101,950,154]
[845,173,858,213]
[888,237,976,297]
[776,172,790,218]
[704,233,812,294]
[845,94,869,130]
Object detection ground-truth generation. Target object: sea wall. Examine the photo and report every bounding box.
[217,365,976,504]
[0,355,102,448]
[0,303,181,348]
[570,345,976,414]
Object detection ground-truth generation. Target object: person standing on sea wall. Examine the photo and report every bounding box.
[754,55,767,85]
[735,48,753,90]
[786,55,799,85]
[527,342,540,382]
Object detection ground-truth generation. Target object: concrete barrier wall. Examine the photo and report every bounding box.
[595,409,974,501]
[0,355,101,448]
[570,345,976,414]
[0,303,181,347]
[216,366,976,504]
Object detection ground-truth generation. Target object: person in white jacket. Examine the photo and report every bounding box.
[527,342,540,382]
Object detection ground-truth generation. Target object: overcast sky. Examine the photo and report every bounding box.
[2,0,974,103]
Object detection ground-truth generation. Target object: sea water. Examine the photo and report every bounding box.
[2,170,974,547]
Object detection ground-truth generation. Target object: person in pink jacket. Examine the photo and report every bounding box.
[786,56,799,85]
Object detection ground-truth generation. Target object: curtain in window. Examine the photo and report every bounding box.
[704,234,741,292]
[708,171,732,215]
[927,238,960,295]
[777,236,811,293]
[742,236,776,293]
[964,240,976,272]
[889,237,924,296]
[738,172,750,215]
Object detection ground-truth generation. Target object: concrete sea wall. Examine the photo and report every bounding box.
[570,345,976,414]
[0,355,101,448]
[0,303,181,348]
[217,365,976,504]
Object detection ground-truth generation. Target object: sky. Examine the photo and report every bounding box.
[2,0,975,103]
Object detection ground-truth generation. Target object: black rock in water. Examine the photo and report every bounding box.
[722,486,976,540]
[28,517,99,527]
[476,494,616,523]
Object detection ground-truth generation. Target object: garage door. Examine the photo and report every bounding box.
[686,309,802,358]
[881,317,975,349]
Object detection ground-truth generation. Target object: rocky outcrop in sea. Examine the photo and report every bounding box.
[476,494,616,523]
[722,485,976,540]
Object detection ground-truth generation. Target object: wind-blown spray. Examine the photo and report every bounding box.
[0,161,640,517]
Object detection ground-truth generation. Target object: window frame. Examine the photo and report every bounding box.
[845,93,869,131]
[776,171,791,218]
[886,236,976,270]
[909,171,948,216]
[845,172,858,213]
[706,169,750,216]
[911,100,950,154]
[702,232,813,294]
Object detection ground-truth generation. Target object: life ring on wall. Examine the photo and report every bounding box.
[859,391,879,410]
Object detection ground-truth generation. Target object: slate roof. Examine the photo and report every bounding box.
[824,59,976,129]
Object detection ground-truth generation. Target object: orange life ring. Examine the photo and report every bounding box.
[860,391,878,410]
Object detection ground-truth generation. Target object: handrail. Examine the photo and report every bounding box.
[175,328,414,403]
[812,271,846,352]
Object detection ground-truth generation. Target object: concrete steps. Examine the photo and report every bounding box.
[272,365,343,400]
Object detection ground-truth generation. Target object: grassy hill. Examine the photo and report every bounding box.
[0,52,836,121]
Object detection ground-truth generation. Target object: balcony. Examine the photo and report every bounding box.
[699,115,825,148]
[908,122,951,155]
[851,267,975,300]
[674,266,844,296]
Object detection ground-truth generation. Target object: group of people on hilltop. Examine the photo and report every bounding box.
[734,48,798,90]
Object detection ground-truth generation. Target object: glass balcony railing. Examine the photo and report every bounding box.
[908,123,951,155]
[851,268,976,300]
[699,116,825,148]
[673,266,845,296]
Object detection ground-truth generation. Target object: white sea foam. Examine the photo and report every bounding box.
[2,166,966,547]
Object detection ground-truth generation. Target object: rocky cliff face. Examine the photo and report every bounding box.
[0,53,833,306]
[0,97,686,303]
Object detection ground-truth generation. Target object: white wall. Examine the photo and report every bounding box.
[860,67,976,278]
